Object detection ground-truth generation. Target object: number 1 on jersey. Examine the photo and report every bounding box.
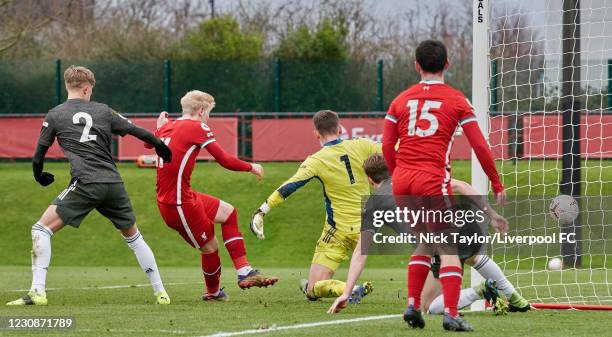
[339,154,355,184]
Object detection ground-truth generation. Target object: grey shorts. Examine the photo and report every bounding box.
[53,179,136,229]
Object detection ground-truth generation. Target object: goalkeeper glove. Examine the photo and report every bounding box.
[250,203,269,240]
[35,171,55,186]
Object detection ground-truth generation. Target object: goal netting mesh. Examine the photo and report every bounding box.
[487,0,612,307]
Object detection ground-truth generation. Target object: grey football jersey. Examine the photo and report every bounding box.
[38,99,134,184]
[361,178,398,234]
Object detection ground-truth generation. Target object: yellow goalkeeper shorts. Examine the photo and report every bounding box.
[311,225,360,271]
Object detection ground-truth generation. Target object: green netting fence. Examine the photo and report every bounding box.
[1,58,610,114]
[0,59,470,114]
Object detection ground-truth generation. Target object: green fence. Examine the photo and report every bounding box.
[1,58,610,114]
[0,59,472,114]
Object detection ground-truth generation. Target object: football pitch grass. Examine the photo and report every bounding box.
[1,161,611,336]
[1,266,611,337]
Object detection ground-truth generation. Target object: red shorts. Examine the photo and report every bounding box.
[392,168,453,233]
[157,192,221,249]
[392,168,453,196]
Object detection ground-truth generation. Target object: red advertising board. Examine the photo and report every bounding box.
[0,117,65,158]
[0,115,609,161]
[0,117,238,160]
[523,114,612,158]
[252,117,508,161]
[118,117,238,160]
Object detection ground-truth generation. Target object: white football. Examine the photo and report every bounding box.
[549,195,579,225]
[548,257,563,271]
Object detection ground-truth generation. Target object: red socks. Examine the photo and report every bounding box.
[201,251,221,295]
[221,209,250,270]
[439,265,463,317]
[407,255,431,309]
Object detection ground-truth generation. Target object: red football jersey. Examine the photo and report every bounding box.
[155,118,216,205]
[385,80,476,177]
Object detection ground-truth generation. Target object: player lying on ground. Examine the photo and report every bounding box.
[421,179,531,314]
[382,40,506,331]
[328,155,530,315]
[251,110,377,303]
[7,66,173,306]
[151,91,277,301]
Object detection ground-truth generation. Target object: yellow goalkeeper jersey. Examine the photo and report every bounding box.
[266,138,381,234]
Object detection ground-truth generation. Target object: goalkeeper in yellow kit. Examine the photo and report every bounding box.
[251,110,378,302]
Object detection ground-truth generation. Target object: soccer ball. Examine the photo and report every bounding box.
[549,195,579,225]
[548,257,563,271]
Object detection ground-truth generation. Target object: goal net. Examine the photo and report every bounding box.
[474,0,612,308]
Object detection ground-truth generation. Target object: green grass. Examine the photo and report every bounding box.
[0,161,611,336]
[1,267,611,337]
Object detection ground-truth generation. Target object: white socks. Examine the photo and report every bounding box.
[30,222,53,293]
[428,255,518,314]
[236,266,253,277]
[428,288,480,314]
[124,230,165,294]
[473,255,515,298]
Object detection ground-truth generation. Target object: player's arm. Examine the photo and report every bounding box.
[204,141,262,176]
[196,126,262,178]
[450,178,508,233]
[327,232,371,314]
[32,115,56,186]
[382,101,399,173]
[109,109,172,163]
[250,159,317,239]
[157,111,169,129]
[457,97,505,204]
[144,111,169,149]
[358,137,382,155]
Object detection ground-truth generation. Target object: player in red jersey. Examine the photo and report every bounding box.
[382,40,506,331]
[151,90,278,301]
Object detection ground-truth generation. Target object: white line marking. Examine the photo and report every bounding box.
[199,314,402,337]
[6,281,200,292]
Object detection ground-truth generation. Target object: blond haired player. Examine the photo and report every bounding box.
[251,110,378,302]
[153,91,277,301]
[7,66,173,306]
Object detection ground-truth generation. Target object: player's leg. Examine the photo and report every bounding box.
[426,255,508,315]
[392,169,433,318]
[467,255,530,311]
[100,183,168,304]
[421,272,442,313]
[199,237,227,301]
[118,224,168,304]
[200,194,277,289]
[305,232,372,302]
[213,199,251,274]
[437,251,475,332]
[157,200,222,300]
[403,243,431,329]
[305,263,337,299]
[304,229,342,300]
[6,205,66,306]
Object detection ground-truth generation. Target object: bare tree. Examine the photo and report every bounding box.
[0,0,76,54]
[490,7,545,112]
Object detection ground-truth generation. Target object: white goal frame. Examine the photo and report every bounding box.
[470,0,491,311]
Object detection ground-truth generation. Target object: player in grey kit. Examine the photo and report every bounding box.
[6,65,173,306]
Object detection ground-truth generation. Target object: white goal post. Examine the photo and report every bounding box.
[470,0,490,311]
[471,0,612,311]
